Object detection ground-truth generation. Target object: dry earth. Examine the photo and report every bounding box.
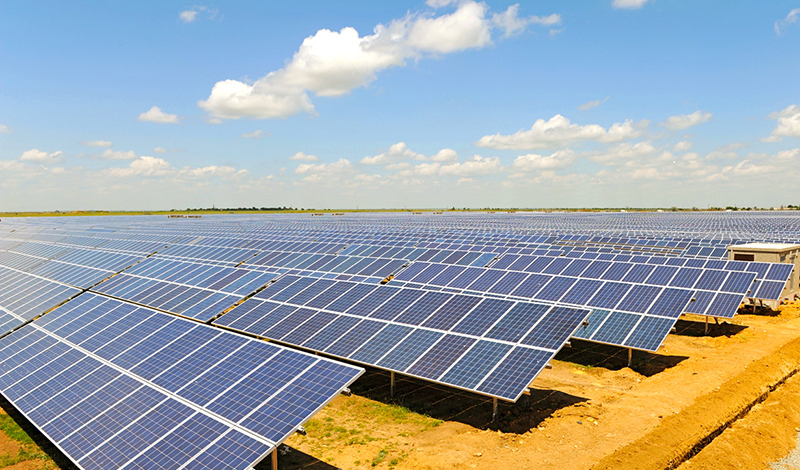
[4,303,800,470]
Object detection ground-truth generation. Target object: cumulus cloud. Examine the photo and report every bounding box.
[240,130,266,139]
[407,0,492,53]
[361,142,426,165]
[440,155,502,176]
[492,5,560,37]
[354,174,381,182]
[476,114,647,150]
[199,1,557,120]
[289,152,320,161]
[430,148,459,162]
[512,149,576,171]
[0,124,11,133]
[723,160,778,176]
[612,0,650,10]
[661,110,712,130]
[100,149,137,160]
[106,156,174,177]
[153,147,167,153]
[20,149,64,164]
[177,165,247,179]
[579,97,609,111]
[630,167,662,180]
[80,140,112,147]
[765,105,800,140]
[138,106,180,124]
[590,141,658,165]
[775,148,800,160]
[395,155,502,178]
[295,158,352,174]
[179,6,218,23]
[775,8,800,35]
[674,141,693,152]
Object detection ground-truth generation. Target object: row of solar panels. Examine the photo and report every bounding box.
[0,222,599,469]
[0,233,589,401]
[0,292,363,470]
[0,232,790,355]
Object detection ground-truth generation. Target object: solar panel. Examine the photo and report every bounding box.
[215,277,590,402]
[0,293,362,470]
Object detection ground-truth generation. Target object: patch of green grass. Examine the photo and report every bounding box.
[0,414,54,468]
[371,448,389,467]
[0,414,35,446]
[342,400,443,431]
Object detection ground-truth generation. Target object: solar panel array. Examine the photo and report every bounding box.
[214,275,590,401]
[0,293,362,469]
[0,211,798,467]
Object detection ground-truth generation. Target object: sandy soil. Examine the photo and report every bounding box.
[273,303,800,470]
[4,304,800,470]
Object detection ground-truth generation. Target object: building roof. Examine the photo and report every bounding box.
[728,243,800,252]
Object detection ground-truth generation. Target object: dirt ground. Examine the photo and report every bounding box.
[4,303,800,470]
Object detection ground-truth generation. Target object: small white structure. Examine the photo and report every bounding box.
[727,243,800,307]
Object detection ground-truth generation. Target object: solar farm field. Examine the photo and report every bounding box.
[1,211,800,470]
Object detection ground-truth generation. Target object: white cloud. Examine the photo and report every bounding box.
[178,165,248,179]
[295,158,352,174]
[20,149,64,164]
[590,141,658,165]
[289,152,320,161]
[430,148,459,162]
[200,1,554,120]
[0,160,30,172]
[766,105,800,139]
[0,124,10,133]
[775,8,800,35]
[440,155,502,176]
[630,167,662,179]
[775,148,800,160]
[361,142,426,165]
[179,10,198,23]
[661,110,712,130]
[386,162,412,171]
[80,140,112,147]
[674,141,693,152]
[579,97,609,111]
[241,129,266,139]
[492,5,561,37]
[426,0,456,7]
[154,147,167,153]
[395,155,502,178]
[106,156,174,177]
[512,149,576,171]
[724,160,778,176]
[612,0,650,10]
[179,6,218,23]
[354,174,381,182]
[100,149,137,160]
[705,142,747,160]
[138,106,180,124]
[476,115,647,150]
[408,1,492,53]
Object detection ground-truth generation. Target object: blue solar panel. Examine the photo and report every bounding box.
[0,294,363,470]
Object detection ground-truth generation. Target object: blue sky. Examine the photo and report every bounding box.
[1,1,799,210]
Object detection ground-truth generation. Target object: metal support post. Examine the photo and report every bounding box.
[492,397,498,422]
[627,348,632,368]
[272,447,278,470]
[704,315,709,334]
[390,371,395,398]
